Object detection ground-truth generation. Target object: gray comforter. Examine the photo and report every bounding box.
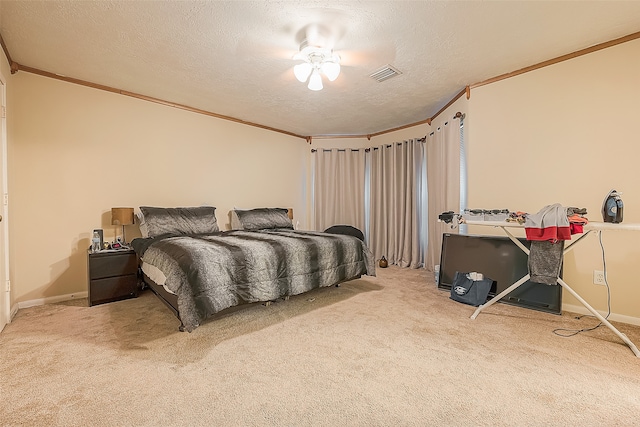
[132,229,376,331]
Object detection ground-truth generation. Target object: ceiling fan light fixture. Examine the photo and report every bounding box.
[308,69,323,91]
[293,40,340,90]
[294,62,312,82]
[321,60,340,82]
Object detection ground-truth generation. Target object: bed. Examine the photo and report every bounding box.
[131,206,376,332]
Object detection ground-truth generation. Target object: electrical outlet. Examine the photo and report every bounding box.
[593,270,606,285]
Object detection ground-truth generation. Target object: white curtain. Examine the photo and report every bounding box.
[312,120,461,272]
[368,139,426,268]
[312,148,366,233]
[426,120,461,272]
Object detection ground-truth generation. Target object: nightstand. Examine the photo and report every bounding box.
[87,249,138,306]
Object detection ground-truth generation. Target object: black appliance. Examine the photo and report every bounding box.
[602,189,623,223]
[438,233,562,315]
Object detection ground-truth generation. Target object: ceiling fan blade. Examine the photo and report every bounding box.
[236,38,296,62]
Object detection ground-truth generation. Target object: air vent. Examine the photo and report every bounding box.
[369,64,402,82]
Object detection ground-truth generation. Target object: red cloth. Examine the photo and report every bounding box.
[525,225,572,241]
[570,223,584,234]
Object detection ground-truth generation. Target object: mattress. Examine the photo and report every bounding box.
[141,261,174,294]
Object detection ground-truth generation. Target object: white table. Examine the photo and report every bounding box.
[463,219,640,358]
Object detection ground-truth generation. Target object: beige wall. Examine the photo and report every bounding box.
[7,72,308,304]
[467,38,640,319]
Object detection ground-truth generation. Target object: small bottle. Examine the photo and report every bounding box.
[91,231,101,253]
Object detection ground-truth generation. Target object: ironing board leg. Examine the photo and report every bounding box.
[471,274,531,320]
[557,278,640,358]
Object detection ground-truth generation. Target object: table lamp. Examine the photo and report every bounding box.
[111,207,134,245]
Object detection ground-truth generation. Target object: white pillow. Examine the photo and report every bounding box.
[135,209,148,238]
[230,208,244,230]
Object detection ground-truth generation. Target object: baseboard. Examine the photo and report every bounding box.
[562,303,640,327]
[17,291,88,310]
[10,303,18,321]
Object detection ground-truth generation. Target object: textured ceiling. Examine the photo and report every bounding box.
[1,1,640,138]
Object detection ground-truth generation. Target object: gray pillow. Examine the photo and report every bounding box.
[139,206,219,237]
[233,208,293,231]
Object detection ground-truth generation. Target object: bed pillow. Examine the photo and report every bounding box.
[139,206,219,237]
[135,209,147,237]
[232,208,293,231]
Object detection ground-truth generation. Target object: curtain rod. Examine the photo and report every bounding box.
[310,136,426,153]
[428,113,463,136]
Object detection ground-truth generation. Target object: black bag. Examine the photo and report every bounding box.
[450,271,493,306]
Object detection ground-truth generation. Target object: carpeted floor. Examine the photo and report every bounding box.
[1,266,639,426]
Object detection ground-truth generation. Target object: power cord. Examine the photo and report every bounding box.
[553,230,612,337]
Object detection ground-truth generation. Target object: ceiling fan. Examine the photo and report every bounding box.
[290,23,342,91]
[234,11,395,90]
[292,39,340,91]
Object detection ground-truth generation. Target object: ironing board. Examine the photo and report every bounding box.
[463,219,640,358]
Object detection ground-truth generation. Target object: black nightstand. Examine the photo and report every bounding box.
[87,249,138,306]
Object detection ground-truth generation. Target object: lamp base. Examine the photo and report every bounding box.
[117,225,129,247]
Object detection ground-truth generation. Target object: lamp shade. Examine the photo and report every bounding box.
[294,62,312,82]
[111,207,134,226]
[308,69,323,91]
[321,61,340,81]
